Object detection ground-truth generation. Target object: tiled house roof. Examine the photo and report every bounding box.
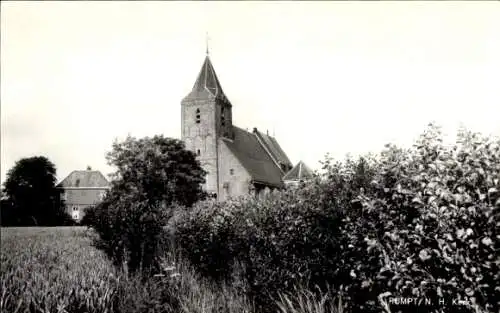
[223,126,287,187]
[254,129,293,172]
[283,161,314,181]
[184,56,229,102]
[57,170,110,188]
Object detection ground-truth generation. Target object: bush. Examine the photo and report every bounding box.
[342,125,500,312]
[174,124,500,313]
[88,190,171,276]
[87,135,207,276]
[175,184,357,312]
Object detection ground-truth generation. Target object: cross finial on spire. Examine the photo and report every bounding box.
[205,32,210,56]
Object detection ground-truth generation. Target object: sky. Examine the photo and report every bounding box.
[1,1,500,183]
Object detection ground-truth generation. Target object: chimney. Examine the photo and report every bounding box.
[253,127,257,133]
[86,166,92,171]
[267,130,269,135]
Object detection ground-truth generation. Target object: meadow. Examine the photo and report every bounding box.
[1,227,120,313]
[1,226,328,313]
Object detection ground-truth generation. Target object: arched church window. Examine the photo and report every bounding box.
[195,108,201,124]
[197,149,201,156]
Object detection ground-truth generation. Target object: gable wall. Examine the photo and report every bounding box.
[218,140,252,201]
[60,187,109,222]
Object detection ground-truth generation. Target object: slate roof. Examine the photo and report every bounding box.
[184,55,229,102]
[254,129,293,171]
[283,161,314,181]
[223,126,287,187]
[57,170,110,188]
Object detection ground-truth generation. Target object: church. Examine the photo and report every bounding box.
[181,52,312,201]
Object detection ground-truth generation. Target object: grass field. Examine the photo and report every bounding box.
[1,227,339,313]
[0,227,257,313]
[1,226,120,313]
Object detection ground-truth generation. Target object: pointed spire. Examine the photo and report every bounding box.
[191,56,226,99]
[185,44,229,102]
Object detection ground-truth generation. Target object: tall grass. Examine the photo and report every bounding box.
[1,227,120,313]
[275,286,344,313]
[1,227,339,313]
[0,227,256,313]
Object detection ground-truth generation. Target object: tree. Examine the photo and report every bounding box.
[105,134,207,208]
[88,135,207,275]
[2,156,69,226]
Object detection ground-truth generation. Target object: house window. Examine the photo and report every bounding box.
[195,108,201,124]
[73,206,78,212]
[61,192,67,201]
[230,169,234,175]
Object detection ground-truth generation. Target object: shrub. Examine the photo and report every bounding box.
[88,191,170,276]
[174,124,500,313]
[174,183,359,312]
[87,135,206,276]
[341,125,500,312]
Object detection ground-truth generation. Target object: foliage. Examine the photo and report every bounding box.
[87,135,207,275]
[105,135,207,208]
[89,193,171,275]
[79,205,97,226]
[174,177,361,312]
[1,156,70,226]
[344,124,500,313]
[174,124,500,313]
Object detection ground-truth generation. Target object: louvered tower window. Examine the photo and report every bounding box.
[195,108,201,124]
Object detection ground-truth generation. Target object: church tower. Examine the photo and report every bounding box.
[181,53,234,198]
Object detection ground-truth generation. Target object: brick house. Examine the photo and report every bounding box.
[57,166,110,222]
[181,52,298,201]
